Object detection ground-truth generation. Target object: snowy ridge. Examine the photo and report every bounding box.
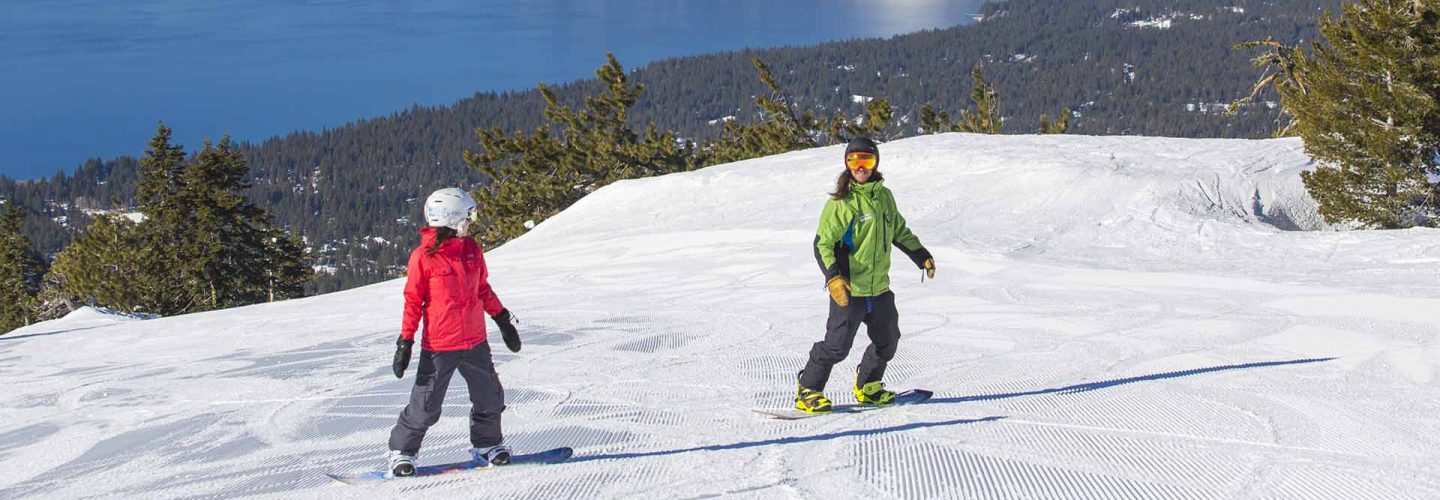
[1,134,1438,499]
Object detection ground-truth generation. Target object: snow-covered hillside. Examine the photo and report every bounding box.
[2,134,1438,499]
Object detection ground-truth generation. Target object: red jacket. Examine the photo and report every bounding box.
[400,228,505,352]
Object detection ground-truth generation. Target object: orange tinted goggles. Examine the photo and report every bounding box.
[845,152,877,170]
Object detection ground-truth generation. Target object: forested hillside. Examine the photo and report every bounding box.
[0,0,1340,294]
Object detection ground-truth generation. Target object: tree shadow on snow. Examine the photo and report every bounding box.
[570,416,1005,464]
[929,357,1336,405]
[0,324,111,342]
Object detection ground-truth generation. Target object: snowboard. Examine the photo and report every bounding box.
[753,389,933,420]
[327,447,574,485]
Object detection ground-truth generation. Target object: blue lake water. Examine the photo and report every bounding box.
[1,0,982,180]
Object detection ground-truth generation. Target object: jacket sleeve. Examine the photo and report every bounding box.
[400,249,428,340]
[814,199,850,281]
[889,195,932,269]
[476,249,505,317]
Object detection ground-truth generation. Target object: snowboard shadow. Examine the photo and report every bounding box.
[928,357,1336,405]
[570,415,1005,464]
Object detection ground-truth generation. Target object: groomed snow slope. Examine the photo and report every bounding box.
[2,134,1438,499]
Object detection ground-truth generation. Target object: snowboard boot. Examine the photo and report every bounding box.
[854,380,897,406]
[470,443,512,466]
[386,450,417,477]
[795,372,833,413]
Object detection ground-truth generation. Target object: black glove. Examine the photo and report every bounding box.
[493,309,521,353]
[393,337,414,378]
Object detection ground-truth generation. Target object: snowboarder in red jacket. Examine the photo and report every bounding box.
[385,187,522,477]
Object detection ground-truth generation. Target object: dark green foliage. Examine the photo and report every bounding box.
[136,122,187,211]
[263,230,312,302]
[133,124,191,312]
[179,138,308,309]
[919,65,1070,134]
[48,127,312,315]
[706,58,900,166]
[832,98,899,142]
[0,0,1348,293]
[1039,108,1073,134]
[704,59,896,165]
[47,214,152,314]
[1241,0,1440,228]
[704,59,830,165]
[1231,37,1309,137]
[921,66,1004,134]
[465,54,698,247]
[0,203,45,333]
[960,66,1004,134]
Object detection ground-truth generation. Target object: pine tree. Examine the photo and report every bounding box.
[134,123,192,312]
[919,66,1006,134]
[705,59,831,166]
[1039,108,1073,134]
[958,66,1004,134]
[829,98,898,142]
[1238,0,1440,227]
[49,130,311,315]
[466,53,697,247]
[262,229,312,303]
[136,122,187,211]
[919,103,955,135]
[49,214,152,313]
[179,137,306,309]
[0,203,45,333]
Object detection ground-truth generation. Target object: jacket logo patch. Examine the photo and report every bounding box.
[859,214,873,222]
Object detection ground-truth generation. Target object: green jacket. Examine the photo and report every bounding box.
[814,180,931,297]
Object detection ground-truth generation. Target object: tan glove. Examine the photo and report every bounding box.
[827,276,852,307]
[923,258,936,279]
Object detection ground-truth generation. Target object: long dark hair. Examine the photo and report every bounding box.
[425,227,458,255]
[830,169,884,200]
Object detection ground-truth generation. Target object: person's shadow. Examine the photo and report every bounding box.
[570,357,1334,464]
[927,357,1335,404]
[570,415,1006,464]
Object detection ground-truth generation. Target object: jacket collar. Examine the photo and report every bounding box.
[851,179,882,197]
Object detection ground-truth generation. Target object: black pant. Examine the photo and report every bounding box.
[799,291,901,391]
[388,342,505,454]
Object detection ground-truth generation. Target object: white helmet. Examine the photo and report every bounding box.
[424,188,477,231]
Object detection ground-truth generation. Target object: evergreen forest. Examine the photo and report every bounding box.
[0,0,1344,296]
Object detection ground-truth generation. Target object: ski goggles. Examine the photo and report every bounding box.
[845,152,878,170]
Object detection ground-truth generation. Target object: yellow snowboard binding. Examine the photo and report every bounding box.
[854,380,897,406]
[795,385,833,413]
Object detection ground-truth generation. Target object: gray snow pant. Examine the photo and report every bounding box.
[388,341,505,454]
[799,291,901,391]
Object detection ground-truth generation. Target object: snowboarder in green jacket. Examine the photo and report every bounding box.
[796,137,935,413]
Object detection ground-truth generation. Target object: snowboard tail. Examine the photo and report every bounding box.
[327,447,573,485]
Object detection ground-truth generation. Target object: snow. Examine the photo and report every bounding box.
[1131,18,1172,29]
[2,134,1439,498]
[80,209,146,223]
